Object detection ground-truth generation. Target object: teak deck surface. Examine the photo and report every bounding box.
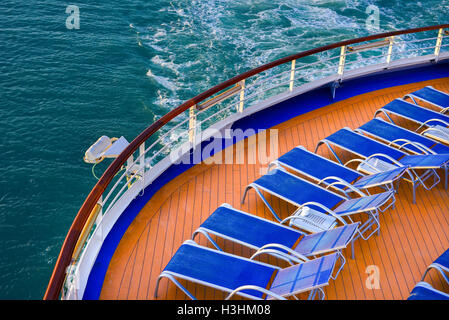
[100,77,449,300]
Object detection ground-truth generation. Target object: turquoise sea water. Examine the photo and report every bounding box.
[0,0,448,299]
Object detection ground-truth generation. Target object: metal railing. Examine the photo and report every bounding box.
[44,24,449,300]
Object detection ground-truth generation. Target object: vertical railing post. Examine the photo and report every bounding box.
[289,60,296,92]
[139,142,145,171]
[138,142,146,195]
[386,36,395,67]
[188,105,197,145]
[125,154,134,188]
[238,79,245,113]
[337,46,347,81]
[434,28,444,62]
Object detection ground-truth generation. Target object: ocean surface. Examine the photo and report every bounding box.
[0,0,448,299]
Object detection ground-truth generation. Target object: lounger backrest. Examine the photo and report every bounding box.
[382,99,449,126]
[163,242,276,299]
[353,167,407,189]
[410,86,449,109]
[269,252,337,297]
[332,191,393,215]
[253,168,345,210]
[277,146,361,184]
[294,223,359,255]
[399,153,449,168]
[358,118,441,154]
[200,205,302,249]
[324,128,406,160]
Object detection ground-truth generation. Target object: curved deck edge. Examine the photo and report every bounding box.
[83,60,449,299]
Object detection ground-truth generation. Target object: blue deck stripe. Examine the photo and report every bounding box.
[82,60,449,300]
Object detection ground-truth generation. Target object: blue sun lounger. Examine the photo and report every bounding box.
[356,118,449,188]
[357,118,449,155]
[241,167,395,243]
[269,145,407,195]
[404,86,449,114]
[408,249,449,300]
[315,127,449,203]
[192,204,359,277]
[374,98,449,144]
[407,282,449,300]
[155,240,338,300]
[421,248,449,286]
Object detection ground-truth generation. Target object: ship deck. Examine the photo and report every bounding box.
[99,77,449,300]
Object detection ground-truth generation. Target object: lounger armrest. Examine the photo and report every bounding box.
[318,176,367,197]
[267,160,281,172]
[345,158,381,173]
[251,244,309,264]
[225,285,287,300]
[281,201,347,226]
[191,228,223,251]
[155,271,196,299]
[364,153,403,167]
[422,263,449,285]
[389,138,436,155]
[403,93,419,105]
[421,126,449,140]
[417,118,449,131]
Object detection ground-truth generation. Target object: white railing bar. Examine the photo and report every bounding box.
[100,161,139,207]
[244,69,292,93]
[343,53,389,68]
[196,102,236,128]
[344,46,387,58]
[246,54,340,87]
[243,54,341,94]
[398,45,441,54]
[292,54,341,72]
[104,169,144,214]
[395,35,440,45]
[101,116,191,206]
[146,138,182,164]
[299,64,342,79]
[136,113,192,161]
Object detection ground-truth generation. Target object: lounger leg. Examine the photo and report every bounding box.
[155,272,196,300]
[413,181,416,204]
[314,140,343,164]
[307,288,325,300]
[192,228,222,251]
[376,209,380,237]
[331,251,346,279]
[351,239,355,260]
[444,165,447,190]
[241,185,251,204]
[242,184,282,222]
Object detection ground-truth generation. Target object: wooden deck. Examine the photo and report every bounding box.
[100,77,449,300]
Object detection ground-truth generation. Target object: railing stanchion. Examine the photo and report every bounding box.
[289,60,296,92]
[238,80,245,113]
[139,142,145,171]
[434,28,444,62]
[189,105,197,145]
[338,46,346,81]
[386,36,395,67]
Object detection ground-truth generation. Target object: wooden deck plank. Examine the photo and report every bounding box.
[100,77,449,300]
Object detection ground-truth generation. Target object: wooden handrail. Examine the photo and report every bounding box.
[43,24,449,300]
